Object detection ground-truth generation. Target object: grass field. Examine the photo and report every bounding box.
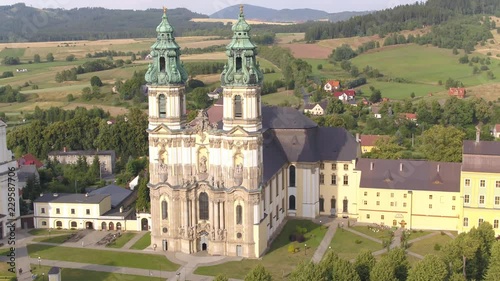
[329,228,382,261]
[194,219,327,281]
[32,234,74,244]
[27,244,179,271]
[30,265,164,281]
[262,90,302,106]
[106,232,137,249]
[350,225,391,241]
[408,233,453,256]
[0,47,26,58]
[130,232,151,250]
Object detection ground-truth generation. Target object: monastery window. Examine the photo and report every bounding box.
[236,57,242,71]
[452,206,456,210]
[429,195,433,200]
[269,212,273,228]
[403,203,407,207]
[343,164,349,171]
[480,195,485,205]
[480,180,486,188]
[282,172,285,190]
[71,209,75,215]
[289,165,296,187]
[465,179,471,187]
[363,200,367,205]
[479,218,484,225]
[199,192,209,220]
[403,194,407,198]
[289,195,296,210]
[331,174,337,185]
[276,205,279,220]
[282,198,285,213]
[464,195,470,204]
[331,197,336,209]
[366,214,370,219]
[452,196,456,201]
[495,196,500,205]
[86,209,90,215]
[236,205,242,225]
[376,201,380,206]
[319,173,324,185]
[71,221,77,228]
[320,163,324,170]
[495,220,499,229]
[234,95,242,118]
[269,184,272,204]
[391,193,394,198]
[331,164,337,170]
[463,217,468,227]
[391,202,395,207]
[41,221,47,226]
[162,200,168,220]
[496,181,500,188]
[158,94,166,118]
[41,208,45,214]
[343,175,349,186]
[381,215,385,219]
[56,221,62,227]
[364,192,367,196]
[377,192,380,197]
[56,208,60,214]
[275,178,279,197]
[319,197,325,212]
[429,204,432,209]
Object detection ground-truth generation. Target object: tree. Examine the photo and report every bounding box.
[366,136,405,159]
[244,264,272,281]
[370,257,398,281]
[90,76,103,87]
[332,258,361,281]
[66,54,76,61]
[386,248,410,281]
[407,254,448,281]
[289,261,325,280]
[355,250,376,281]
[131,53,136,61]
[458,54,469,64]
[213,274,229,281]
[326,98,345,115]
[330,44,357,62]
[369,89,382,104]
[410,92,415,99]
[88,155,100,180]
[34,54,41,63]
[485,242,500,281]
[418,125,465,162]
[46,53,55,62]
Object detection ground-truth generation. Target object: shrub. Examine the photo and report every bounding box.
[434,243,441,251]
[440,231,445,236]
[67,94,75,102]
[296,234,306,243]
[288,244,295,253]
[289,234,297,242]
[487,52,492,56]
[355,239,363,244]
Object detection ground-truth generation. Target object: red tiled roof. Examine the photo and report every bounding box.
[495,124,500,132]
[403,113,417,120]
[327,80,340,87]
[360,135,388,147]
[333,90,356,97]
[18,153,43,168]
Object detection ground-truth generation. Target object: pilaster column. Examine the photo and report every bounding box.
[185,199,189,227]
[216,202,220,230]
[191,199,196,226]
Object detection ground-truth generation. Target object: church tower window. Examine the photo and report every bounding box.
[236,205,242,225]
[234,95,242,118]
[158,94,166,118]
[236,57,242,71]
[160,57,166,72]
[289,165,296,187]
[199,192,209,220]
[161,200,168,220]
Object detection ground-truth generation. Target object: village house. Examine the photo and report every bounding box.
[449,88,466,99]
[493,124,500,138]
[401,113,417,122]
[358,134,388,153]
[48,148,116,175]
[17,153,44,168]
[323,80,340,92]
[303,100,328,116]
[333,90,356,101]
[371,106,382,119]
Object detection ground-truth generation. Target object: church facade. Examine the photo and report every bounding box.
[147,8,360,258]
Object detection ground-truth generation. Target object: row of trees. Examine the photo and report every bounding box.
[54,59,118,83]
[0,85,26,103]
[228,222,500,281]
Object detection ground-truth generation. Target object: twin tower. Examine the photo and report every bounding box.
[145,7,266,257]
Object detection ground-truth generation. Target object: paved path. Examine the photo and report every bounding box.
[123,231,148,249]
[312,218,339,263]
[407,231,439,244]
[444,231,456,239]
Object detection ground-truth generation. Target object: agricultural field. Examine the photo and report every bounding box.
[190,18,295,25]
[282,43,333,59]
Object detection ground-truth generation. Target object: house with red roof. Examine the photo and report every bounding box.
[17,153,43,168]
[401,113,417,122]
[449,88,466,99]
[333,90,356,101]
[493,124,500,138]
[358,134,389,153]
[324,80,340,92]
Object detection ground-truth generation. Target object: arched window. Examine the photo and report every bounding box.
[160,57,166,72]
[289,165,296,187]
[101,222,107,230]
[234,95,242,118]
[56,221,62,227]
[70,221,77,228]
[199,192,209,220]
[162,200,168,220]
[289,195,296,210]
[331,197,336,210]
[236,57,242,71]
[236,205,242,225]
[158,94,166,118]
[116,222,122,230]
[319,197,325,212]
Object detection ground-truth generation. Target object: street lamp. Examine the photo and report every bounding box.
[304,243,307,255]
[38,257,41,268]
[42,273,45,281]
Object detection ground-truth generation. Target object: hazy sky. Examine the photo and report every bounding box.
[4,0,424,15]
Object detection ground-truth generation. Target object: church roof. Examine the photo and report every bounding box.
[262,106,317,129]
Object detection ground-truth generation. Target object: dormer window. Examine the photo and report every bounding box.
[236,57,242,71]
[158,94,166,118]
[160,57,166,72]
[234,95,242,118]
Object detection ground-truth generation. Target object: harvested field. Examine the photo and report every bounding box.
[190,18,295,25]
[283,43,332,59]
[182,52,226,60]
[276,33,305,44]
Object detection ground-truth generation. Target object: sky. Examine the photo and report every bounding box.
[4,0,424,15]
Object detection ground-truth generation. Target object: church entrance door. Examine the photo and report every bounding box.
[198,231,209,252]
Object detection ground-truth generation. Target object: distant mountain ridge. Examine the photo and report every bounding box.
[210,4,371,22]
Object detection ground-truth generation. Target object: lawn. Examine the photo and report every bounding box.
[0,47,26,58]
[130,232,151,250]
[262,90,302,106]
[408,233,453,256]
[29,229,75,236]
[350,225,392,241]
[407,230,435,240]
[32,234,74,244]
[106,232,136,249]
[27,244,179,271]
[329,228,382,261]
[0,261,15,279]
[195,219,328,281]
[29,265,164,281]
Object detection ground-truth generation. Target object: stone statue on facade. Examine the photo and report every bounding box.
[199,156,208,174]
[178,225,184,237]
[211,226,216,240]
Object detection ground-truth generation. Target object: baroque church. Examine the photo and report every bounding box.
[146,7,360,258]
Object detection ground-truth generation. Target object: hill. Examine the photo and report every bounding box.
[0,3,212,42]
[210,4,370,22]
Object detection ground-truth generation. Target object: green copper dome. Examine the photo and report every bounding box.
[145,8,188,86]
[220,5,264,87]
